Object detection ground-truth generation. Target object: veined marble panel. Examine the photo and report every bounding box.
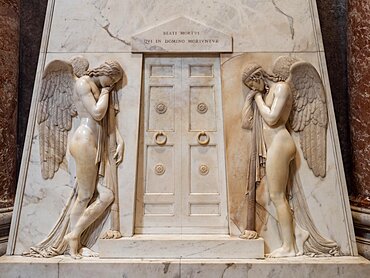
[47,0,323,53]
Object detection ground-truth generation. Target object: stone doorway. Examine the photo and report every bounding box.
[135,55,229,234]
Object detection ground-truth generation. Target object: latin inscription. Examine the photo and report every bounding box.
[143,31,220,46]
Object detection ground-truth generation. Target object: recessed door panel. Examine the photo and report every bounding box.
[148,86,175,131]
[189,86,217,131]
[145,145,175,194]
[189,145,219,194]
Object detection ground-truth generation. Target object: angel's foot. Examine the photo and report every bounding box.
[239,230,258,240]
[79,247,99,257]
[100,230,122,239]
[295,227,309,256]
[64,233,82,259]
[267,246,296,258]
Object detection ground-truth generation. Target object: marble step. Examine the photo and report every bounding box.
[0,256,368,278]
[99,235,264,259]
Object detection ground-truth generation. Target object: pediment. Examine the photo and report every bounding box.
[131,17,232,53]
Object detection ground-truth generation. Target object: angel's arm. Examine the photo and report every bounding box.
[241,91,257,129]
[76,80,110,121]
[254,83,290,126]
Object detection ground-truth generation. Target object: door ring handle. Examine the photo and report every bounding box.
[197,131,210,145]
[155,131,167,145]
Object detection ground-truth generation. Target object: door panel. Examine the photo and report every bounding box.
[148,86,175,131]
[189,145,219,194]
[145,145,175,194]
[189,86,217,131]
[136,56,228,234]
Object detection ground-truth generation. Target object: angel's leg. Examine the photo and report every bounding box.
[67,135,98,259]
[265,135,296,258]
[69,183,114,239]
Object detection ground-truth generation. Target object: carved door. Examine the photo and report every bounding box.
[135,56,228,234]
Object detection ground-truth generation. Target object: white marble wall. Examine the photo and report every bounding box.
[8,0,356,258]
[47,0,323,53]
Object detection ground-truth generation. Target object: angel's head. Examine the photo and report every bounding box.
[242,63,265,93]
[242,63,281,94]
[86,60,124,88]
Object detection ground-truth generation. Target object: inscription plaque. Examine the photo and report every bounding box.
[131,17,232,53]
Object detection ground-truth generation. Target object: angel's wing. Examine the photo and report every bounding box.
[287,61,328,177]
[37,60,77,179]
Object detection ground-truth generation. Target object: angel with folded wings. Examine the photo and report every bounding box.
[27,57,125,259]
[240,56,340,257]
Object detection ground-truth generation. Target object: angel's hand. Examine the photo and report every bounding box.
[246,90,259,102]
[100,87,111,96]
[114,143,124,165]
[101,85,115,95]
[254,92,262,100]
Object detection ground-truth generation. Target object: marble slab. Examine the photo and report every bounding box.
[47,0,323,53]
[99,235,264,259]
[0,256,369,278]
[131,16,232,53]
[8,0,357,263]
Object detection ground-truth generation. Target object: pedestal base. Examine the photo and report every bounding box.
[0,256,368,278]
[99,235,264,259]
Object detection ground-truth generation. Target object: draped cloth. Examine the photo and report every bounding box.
[245,103,267,232]
[25,91,119,258]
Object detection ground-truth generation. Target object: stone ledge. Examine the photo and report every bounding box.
[99,235,264,259]
[0,256,369,278]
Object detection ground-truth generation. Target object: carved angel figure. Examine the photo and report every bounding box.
[241,56,339,257]
[27,57,124,259]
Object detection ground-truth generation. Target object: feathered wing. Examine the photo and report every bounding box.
[37,60,77,179]
[287,61,328,177]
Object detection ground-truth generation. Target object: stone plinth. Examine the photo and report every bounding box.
[0,256,369,278]
[99,236,264,259]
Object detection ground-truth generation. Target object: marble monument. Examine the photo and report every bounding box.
[2,0,368,277]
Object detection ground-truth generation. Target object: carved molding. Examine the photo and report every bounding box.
[155,102,167,114]
[154,163,166,175]
[197,103,208,114]
[199,164,209,176]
